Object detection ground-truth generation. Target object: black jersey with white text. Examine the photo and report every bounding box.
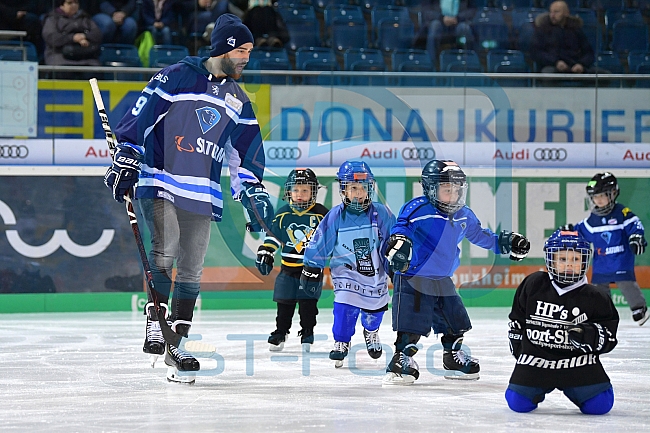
[260,203,329,276]
[508,271,619,388]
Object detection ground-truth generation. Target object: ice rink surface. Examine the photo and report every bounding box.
[0,306,648,433]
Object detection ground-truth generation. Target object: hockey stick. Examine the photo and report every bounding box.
[89,78,214,354]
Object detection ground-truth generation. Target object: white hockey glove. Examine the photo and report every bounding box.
[499,230,530,261]
[385,234,413,273]
[629,234,647,255]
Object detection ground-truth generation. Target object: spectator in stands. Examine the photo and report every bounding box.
[184,0,248,43]
[243,0,289,48]
[140,0,184,45]
[0,0,46,60]
[532,1,599,74]
[42,0,103,66]
[92,0,139,45]
[413,0,476,63]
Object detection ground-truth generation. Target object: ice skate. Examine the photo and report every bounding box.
[299,328,314,353]
[142,302,168,368]
[633,306,649,326]
[329,341,350,368]
[363,328,382,359]
[268,329,288,352]
[383,351,419,386]
[165,321,200,384]
[443,349,480,380]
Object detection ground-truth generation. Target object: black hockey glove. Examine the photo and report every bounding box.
[629,234,647,255]
[255,246,275,276]
[508,320,523,359]
[567,323,613,354]
[104,144,143,203]
[385,234,413,273]
[559,223,574,231]
[299,265,323,299]
[240,182,274,233]
[498,230,530,261]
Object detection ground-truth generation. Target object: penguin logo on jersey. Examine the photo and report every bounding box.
[286,223,313,252]
[196,107,221,134]
[353,238,375,277]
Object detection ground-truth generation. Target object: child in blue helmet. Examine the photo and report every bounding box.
[506,229,619,415]
[301,161,396,368]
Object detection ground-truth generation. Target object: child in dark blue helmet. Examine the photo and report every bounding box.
[301,161,396,368]
[254,169,329,352]
[384,159,531,385]
[506,229,618,415]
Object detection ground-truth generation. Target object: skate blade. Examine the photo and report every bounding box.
[149,355,159,368]
[269,342,285,352]
[334,360,344,368]
[382,372,415,386]
[166,367,196,384]
[443,371,480,380]
[302,343,311,353]
[636,310,650,326]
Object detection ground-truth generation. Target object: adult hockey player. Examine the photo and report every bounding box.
[104,13,273,383]
[384,160,530,385]
[563,172,648,325]
[301,161,395,367]
[506,229,618,415]
[255,168,329,352]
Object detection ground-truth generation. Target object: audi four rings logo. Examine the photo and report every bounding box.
[402,147,436,160]
[267,147,302,160]
[0,145,29,159]
[534,148,567,161]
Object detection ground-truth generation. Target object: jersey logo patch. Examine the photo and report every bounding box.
[600,232,612,244]
[196,107,221,134]
[286,223,314,253]
[353,238,375,277]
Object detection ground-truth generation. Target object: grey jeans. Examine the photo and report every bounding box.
[137,198,212,320]
[593,280,646,311]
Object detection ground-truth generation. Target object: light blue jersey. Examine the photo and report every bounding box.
[303,203,395,310]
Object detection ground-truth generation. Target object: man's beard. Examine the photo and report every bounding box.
[222,56,242,80]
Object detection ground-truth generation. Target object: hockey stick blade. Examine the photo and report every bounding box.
[89,78,216,353]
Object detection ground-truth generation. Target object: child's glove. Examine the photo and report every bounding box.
[240,182,274,232]
[299,265,323,298]
[508,320,523,359]
[567,323,613,354]
[385,234,413,273]
[629,234,647,255]
[558,224,574,231]
[255,246,275,276]
[499,230,530,261]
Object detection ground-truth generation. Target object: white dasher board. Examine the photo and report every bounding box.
[0,61,37,137]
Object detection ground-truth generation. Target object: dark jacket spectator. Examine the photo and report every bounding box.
[0,0,47,59]
[140,0,184,45]
[413,0,476,61]
[242,0,289,48]
[42,0,103,66]
[92,0,138,44]
[532,1,594,73]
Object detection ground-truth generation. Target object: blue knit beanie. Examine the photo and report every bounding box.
[210,14,254,57]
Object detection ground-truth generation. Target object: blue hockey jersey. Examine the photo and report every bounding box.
[574,203,645,283]
[114,56,265,221]
[303,203,395,310]
[391,197,502,279]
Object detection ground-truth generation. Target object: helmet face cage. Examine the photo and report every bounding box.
[337,161,375,212]
[544,230,592,284]
[283,169,319,209]
[586,172,619,216]
[421,160,468,215]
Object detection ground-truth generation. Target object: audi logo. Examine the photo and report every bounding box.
[401,147,436,160]
[0,145,29,159]
[533,148,567,161]
[267,147,301,160]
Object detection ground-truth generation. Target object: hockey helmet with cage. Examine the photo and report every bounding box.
[420,160,468,215]
[283,168,319,209]
[544,229,592,285]
[336,161,375,212]
[586,172,619,216]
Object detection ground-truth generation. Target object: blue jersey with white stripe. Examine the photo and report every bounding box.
[114,56,265,221]
[303,203,395,310]
[574,203,645,283]
[391,197,501,279]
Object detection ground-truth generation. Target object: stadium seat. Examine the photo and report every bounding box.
[496,0,534,10]
[0,40,38,62]
[611,21,649,54]
[149,45,189,68]
[284,17,321,52]
[487,49,527,72]
[377,17,415,52]
[344,48,385,85]
[440,49,484,86]
[511,8,545,30]
[331,17,367,51]
[605,9,643,33]
[302,59,341,85]
[634,63,650,87]
[573,8,598,27]
[627,51,650,72]
[370,5,410,43]
[472,9,509,50]
[100,43,141,67]
[324,5,365,47]
[595,51,624,73]
[277,3,317,23]
[249,47,292,84]
[392,49,434,86]
[582,24,605,54]
[296,47,337,69]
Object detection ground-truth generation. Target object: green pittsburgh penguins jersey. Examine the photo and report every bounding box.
[261,203,329,275]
